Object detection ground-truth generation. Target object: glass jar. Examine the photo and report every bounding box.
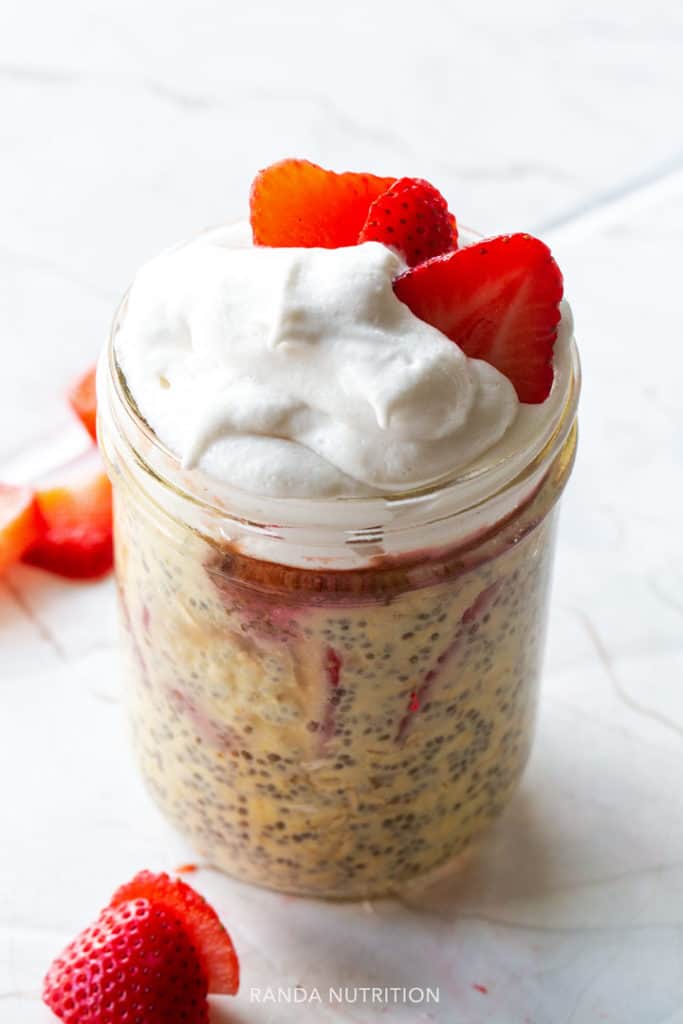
[98,294,579,900]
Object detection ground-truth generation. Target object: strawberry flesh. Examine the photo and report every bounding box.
[22,448,113,579]
[359,176,457,265]
[68,365,98,442]
[396,581,502,744]
[0,484,42,575]
[393,233,563,402]
[320,645,343,745]
[111,870,239,995]
[250,158,395,248]
[43,899,209,1024]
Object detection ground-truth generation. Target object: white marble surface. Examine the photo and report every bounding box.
[1,2,683,1021]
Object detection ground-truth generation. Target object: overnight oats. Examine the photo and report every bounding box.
[98,160,580,899]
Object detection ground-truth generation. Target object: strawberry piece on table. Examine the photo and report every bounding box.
[250,158,396,248]
[23,448,113,579]
[111,870,240,995]
[68,365,97,442]
[359,176,457,265]
[43,899,210,1024]
[0,484,42,575]
[393,233,563,402]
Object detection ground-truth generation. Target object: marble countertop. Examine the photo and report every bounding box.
[2,2,683,1021]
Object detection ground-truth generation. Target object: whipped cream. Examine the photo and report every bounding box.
[115,223,573,499]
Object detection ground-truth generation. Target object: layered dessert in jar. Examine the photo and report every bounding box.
[98,160,580,899]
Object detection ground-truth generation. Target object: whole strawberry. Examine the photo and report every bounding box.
[43,871,239,1024]
[111,870,240,995]
[43,899,208,1024]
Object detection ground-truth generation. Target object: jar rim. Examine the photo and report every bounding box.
[102,288,580,533]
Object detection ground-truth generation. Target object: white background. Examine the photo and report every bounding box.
[1,2,683,1022]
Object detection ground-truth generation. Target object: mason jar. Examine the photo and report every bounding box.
[98,292,579,900]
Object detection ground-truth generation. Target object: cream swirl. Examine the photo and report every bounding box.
[115,224,571,498]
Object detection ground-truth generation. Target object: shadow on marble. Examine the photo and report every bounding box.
[398,788,556,919]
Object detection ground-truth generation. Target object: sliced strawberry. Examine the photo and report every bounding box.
[111,870,239,995]
[393,233,563,402]
[320,645,343,746]
[0,484,43,575]
[250,158,396,248]
[396,581,502,744]
[43,898,209,1024]
[359,177,457,266]
[23,448,113,579]
[68,365,97,442]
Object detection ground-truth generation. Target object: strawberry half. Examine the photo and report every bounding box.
[68,365,97,442]
[393,233,563,402]
[359,177,457,266]
[23,448,113,579]
[111,870,239,996]
[250,158,396,248]
[0,484,42,575]
[43,899,209,1024]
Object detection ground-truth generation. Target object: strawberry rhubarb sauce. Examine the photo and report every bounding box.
[99,159,580,898]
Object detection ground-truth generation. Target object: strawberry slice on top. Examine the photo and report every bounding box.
[393,233,563,403]
[359,176,457,266]
[250,158,396,248]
